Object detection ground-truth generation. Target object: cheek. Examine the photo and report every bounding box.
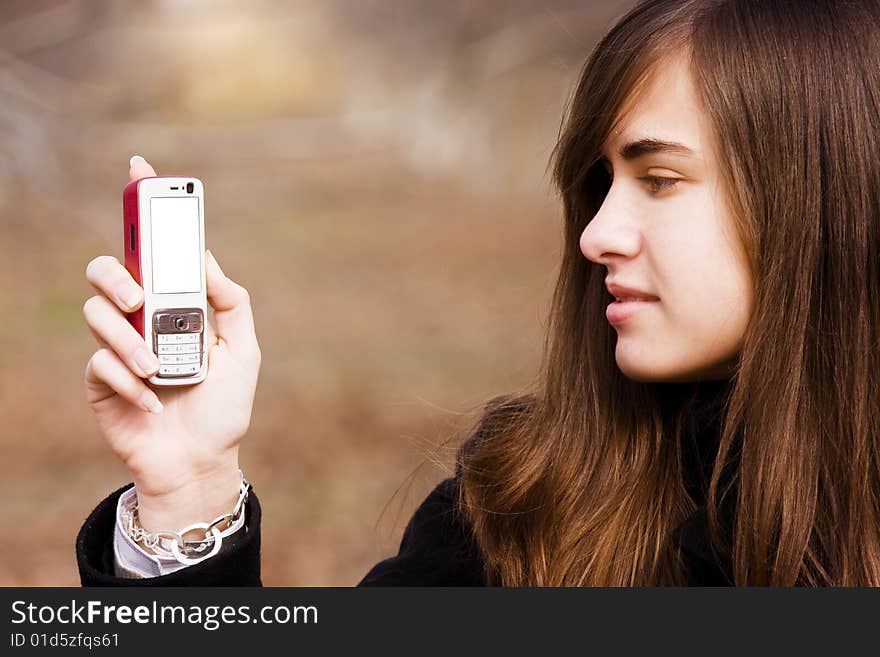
[665,279,751,352]
[660,219,752,342]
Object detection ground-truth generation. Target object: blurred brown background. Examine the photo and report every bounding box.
[0,0,631,585]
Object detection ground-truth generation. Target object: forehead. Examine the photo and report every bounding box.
[601,56,709,162]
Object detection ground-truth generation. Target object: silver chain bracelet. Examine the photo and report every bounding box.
[122,470,250,565]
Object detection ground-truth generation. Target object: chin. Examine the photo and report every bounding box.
[614,352,669,382]
[615,348,736,383]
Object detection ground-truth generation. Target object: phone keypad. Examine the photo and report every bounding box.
[152,309,204,378]
[159,363,201,376]
[157,343,200,354]
[158,334,201,344]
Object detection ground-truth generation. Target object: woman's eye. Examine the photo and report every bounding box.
[596,160,680,195]
[638,175,680,194]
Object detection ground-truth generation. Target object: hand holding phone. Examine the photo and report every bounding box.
[82,156,262,533]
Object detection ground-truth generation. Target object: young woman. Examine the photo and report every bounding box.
[77,0,880,586]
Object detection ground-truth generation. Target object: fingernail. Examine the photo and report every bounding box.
[140,390,163,414]
[119,286,141,309]
[135,348,160,375]
[130,154,146,168]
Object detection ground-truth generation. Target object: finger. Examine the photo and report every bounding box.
[85,255,144,312]
[83,294,160,378]
[205,249,260,359]
[86,322,110,350]
[129,154,157,181]
[85,348,164,413]
[204,314,217,349]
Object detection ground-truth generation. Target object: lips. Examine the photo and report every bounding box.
[605,280,660,302]
[605,298,657,324]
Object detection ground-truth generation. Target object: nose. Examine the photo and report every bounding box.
[579,198,643,265]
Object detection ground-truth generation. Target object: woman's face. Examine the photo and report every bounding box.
[580,55,753,383]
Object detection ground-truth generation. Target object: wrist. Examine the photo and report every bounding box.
[134,462,244,538]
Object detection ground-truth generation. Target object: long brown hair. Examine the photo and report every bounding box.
[457,0,880,586]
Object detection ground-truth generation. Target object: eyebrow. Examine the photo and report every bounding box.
[603,137,699,161]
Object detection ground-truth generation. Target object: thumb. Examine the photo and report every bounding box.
[129,154,157,181]
[205,249,259,356]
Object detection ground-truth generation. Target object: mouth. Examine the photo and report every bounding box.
[605,280,660,302]
[606,298,659,325]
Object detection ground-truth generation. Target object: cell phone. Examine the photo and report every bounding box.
[122,176,208,386]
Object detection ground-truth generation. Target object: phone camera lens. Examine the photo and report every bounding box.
[186,182,194,193]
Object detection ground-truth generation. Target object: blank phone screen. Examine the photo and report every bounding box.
[150,197,202,294]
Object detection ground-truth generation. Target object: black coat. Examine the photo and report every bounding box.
[76,385,735,586]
